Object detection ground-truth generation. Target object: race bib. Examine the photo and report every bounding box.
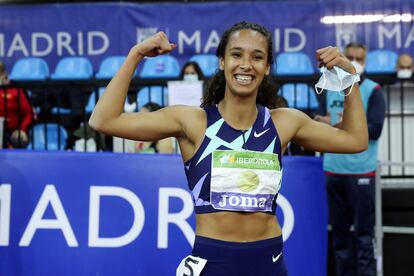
[176,255,207,276]
[210,150,282,212]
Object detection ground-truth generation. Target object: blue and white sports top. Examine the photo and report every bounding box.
[184,104,283,214]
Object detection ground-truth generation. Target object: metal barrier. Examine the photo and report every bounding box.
[1,74,414,160]
[375,161,414,276]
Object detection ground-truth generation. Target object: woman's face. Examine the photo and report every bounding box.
[184,65,197,75]
[220,29,270,97]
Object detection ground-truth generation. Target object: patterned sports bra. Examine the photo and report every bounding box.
[184,104,283,214]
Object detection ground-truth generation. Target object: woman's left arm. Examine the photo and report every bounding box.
[287,47,368,153]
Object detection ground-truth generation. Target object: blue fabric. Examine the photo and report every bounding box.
[95,56,127,79]
[366,87,386,140]
[185,105,282,214]
[326,174,376,276]
[323,79,381,173]
[9,58,50,81]
[274,52,314,75]
[191,235,288,276]
[51,57,93,80]
[139,55,180,78]
[137,86,168,110]
[365,50,398,73]
[190,54,219,77]
[27,123,68,150]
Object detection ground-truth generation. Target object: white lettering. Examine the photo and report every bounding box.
[7,33,29,57]
[157,188,194,248]
[77,32,84,55]
[284,28,306,52]
[57,32,75,56]
[229,195,240,206]
[0,184,11,246]
[88,186,145,247]
[87,31,109,55]
[178,31,200,54]
[240,196,258,207]
[19,185,78,247]
[274,28,281,53]
[203,30,220,53]
[378,25,401,48]
[404,25,414,48]
[0,34,4,57]
[32,32,53,56]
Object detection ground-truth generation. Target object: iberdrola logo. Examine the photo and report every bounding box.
[219,154,236,165]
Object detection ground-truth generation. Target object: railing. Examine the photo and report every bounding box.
[1,74,413,176]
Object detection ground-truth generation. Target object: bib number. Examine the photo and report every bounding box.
[176,255,207,276]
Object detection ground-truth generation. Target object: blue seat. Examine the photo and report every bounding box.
[279,84,319,110]
[9,58,49,80]
[139,56,180,78]
[27,123,68,150]
[190,54,219,77]
[51,57,93,80]
[274,52,314,75]
[137,86,168,110]
[85,88,105,113]
[365,50,398,73]
[96,56,135,79]
[274,53,316,109]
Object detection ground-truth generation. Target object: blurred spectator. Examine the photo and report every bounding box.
[0,60,35,148]
[315,42,385,276]
[179,61,205,82]
[396,53,413,80]
[134,102,174,153]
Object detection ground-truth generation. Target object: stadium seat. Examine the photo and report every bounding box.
[137,86,168,110]
[9,58,49,80]
[51,57,93,80]
[279,83,319,110]
[139,56,180,78]
[96,56,134,79]
[190,54,219,77]
[274,52,316,109]
[85,88,105,113]
[365,50,398,74]
[27,123,68,150]
[274,52,314,75]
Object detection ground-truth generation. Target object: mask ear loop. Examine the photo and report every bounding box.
[340,74,359,97]
[314,70,327,95]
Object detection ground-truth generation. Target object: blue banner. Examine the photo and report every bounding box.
[0,1,413,73]
[0,151,327,276]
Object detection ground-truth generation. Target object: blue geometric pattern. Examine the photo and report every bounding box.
[184,105,283,214]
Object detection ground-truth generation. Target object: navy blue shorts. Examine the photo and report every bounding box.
[184,235,288,276]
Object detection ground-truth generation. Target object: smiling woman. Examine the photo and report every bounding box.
[89,21,368,275]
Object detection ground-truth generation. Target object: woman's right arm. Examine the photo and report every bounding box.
[89,32,184,141]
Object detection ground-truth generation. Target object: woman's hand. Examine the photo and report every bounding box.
[132,32,177,58]
[316,46,356,74]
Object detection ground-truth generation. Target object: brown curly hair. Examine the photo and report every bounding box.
[201,21,278,109]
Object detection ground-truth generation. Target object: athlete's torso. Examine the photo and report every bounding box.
[180,104,284,241]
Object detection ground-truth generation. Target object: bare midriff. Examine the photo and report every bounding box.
[195,212,282,242]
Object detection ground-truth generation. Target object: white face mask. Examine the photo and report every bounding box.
[397,69,413,79]
[351,60,364,75]
[183,74,199,82]
[315,66,360,96]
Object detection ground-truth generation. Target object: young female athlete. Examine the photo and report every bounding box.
[89,22,367,276]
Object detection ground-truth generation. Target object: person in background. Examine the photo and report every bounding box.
[315,42,385,276]
[396,53,413,80]
[0,61,35,148]
[179,61,205,82]
[134,102,174,153]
